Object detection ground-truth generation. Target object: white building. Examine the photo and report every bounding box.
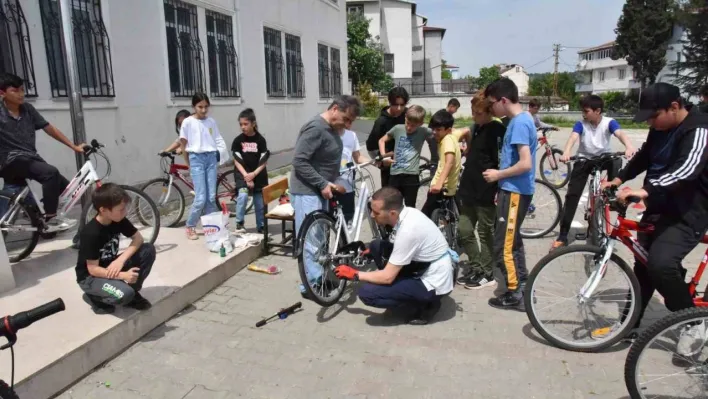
[498,64,529,96]
[0,0,349,185]
[575,25,686,95]
[346,0,446,94]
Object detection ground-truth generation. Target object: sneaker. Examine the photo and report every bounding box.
[232,223,246,234]
[126,292,152,311]
[488,291,523,311]
[549,239,567,253]
[86,295,115,315]
[590,322,621,340]
[677,321,707,357]
[185,227,198,240]
[456,271,478,285]
[45,216,77,233]
[465,275,497,290]
[407,300,442,326]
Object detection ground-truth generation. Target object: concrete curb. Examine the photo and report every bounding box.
[15,244,262,399]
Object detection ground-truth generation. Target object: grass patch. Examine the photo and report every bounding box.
[541,116,649,130]
[268,165,291,178]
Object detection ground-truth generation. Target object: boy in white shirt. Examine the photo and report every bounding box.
[550,95,636,250]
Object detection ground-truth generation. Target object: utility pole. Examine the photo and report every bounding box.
[552,43,561,97]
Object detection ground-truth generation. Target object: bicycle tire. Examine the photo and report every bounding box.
[215,170,247,216]
[520,179,562,239]
[140,178,186,228]
[524,244,642,352]
[0,190,41,263]
[0,380,19,399]
[431,208,457,252]
[539,148,571,189]
[419,156,433,186]
[624,307,708,399]
[81,185,161,245]
[297,212,348,307]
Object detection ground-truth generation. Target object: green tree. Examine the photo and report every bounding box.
[673,0,708,96]
[441,59,452,79]
[476,66,501,90]
[614,0,675,88]
[347,12,390,91]
[528,72,579,108]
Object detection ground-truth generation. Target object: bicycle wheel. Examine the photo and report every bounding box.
[82,185,161,245]
[0,191,40,263]
[625,307,708,399]
[431,208,458,252]
[419,156,433,186]
[540,148,570,189]
[524,244,641,352]
[520,179,562,239]
[297,212,348,307]
[0,380,19,399]
[215,170,242,216]
[140,178,185,227]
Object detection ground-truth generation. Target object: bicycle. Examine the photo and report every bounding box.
[297,158,388,307]
[0,140,160,263]
[524,186,707,353]
[518,179,563,239]
[537,127,570,189]
[0,298,66,399]
[430,188,460,253]
[140,152,251,227]
[624,307,708,398]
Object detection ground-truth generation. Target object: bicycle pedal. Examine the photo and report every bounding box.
[575,232,587,240]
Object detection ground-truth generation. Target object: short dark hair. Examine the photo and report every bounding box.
[580,95,604,113]
[0,73,24,91]
[429,110,454,130]
[174,109,191,135]
[329,95,362,117]
[191,92,210,107]
[92,183,131,212]
[700,84,708,98]
[387,86,410,105]
[484,78,519,104]
[447,98,460,108]
[371,187,404,211]
[528,98,542,108]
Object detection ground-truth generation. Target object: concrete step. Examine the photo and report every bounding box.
[0,228,261,399]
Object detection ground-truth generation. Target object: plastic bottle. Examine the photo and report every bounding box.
[219,243,226,258]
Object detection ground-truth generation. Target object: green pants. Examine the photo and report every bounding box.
[458,201,496,277]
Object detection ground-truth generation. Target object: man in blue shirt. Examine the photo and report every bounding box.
[482,78,537,310]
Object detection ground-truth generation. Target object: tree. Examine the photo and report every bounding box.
[476,66,501,90]
[441,59,452,80]
[673,1,708,96]
[528,72,578,104]
[347,12,391,92]
[614,0,675,88]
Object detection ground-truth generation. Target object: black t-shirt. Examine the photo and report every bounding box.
[231,132,269,189]
[75,218,137,282]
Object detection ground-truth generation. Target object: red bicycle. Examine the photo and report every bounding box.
[537,127,570,189]
[525,186,707,352]
[139,152,251,227]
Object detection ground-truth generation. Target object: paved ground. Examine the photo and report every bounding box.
[58,127,704,399]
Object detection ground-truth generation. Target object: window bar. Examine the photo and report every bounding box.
[0,0,37,96]
[206,11,239,98]
[285,34,304,98]
[165,0,205,97]
[264,27,284,98]
[330,48,341,96]
[318,44,330,98]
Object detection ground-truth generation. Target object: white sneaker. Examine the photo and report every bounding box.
[677,321,707,357]
[45,217,77,233]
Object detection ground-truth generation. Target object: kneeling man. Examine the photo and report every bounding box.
[335,187,454,325]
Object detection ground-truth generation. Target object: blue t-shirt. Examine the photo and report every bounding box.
[500,112,537,195]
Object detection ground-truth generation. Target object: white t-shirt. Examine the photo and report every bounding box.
[179,116,225,154]
[334,129,360,193]
[389,207,453,295]
[573,116,621,157]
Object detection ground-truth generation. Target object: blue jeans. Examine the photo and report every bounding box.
[186,152,219,228]
[292,193,328,288]
[235,188,265,229]
[358,278,437,309]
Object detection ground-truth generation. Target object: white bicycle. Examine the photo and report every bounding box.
[297,158,388,307]
[0,140,160,262]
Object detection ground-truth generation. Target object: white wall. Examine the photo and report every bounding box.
[15,0,349,186]
[501,67,529,96]
[380,0,412,79]
[424,31,442,91]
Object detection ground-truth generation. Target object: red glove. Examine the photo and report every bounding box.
[335,265,359,281]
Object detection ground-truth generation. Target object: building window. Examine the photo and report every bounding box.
[330,47,342,97]
[618,68,626,80]
[0,0,37,96]
[515,66,520,73]
[384,53,394,73]
[285,33,304,98]
[412,71,423,77]
[599,71,605,82]
[164,0,205,98]
[412,45,422,51]
[347,5,363,14]
[38,0,115,98]
[263,27,285,97]
[318,43,330,98]
[206,10,239,98]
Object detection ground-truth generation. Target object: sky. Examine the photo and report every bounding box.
[414,0,626,76]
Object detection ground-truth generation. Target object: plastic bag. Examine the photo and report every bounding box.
[201,211,230,252]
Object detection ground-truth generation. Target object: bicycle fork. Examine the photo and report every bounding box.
[0,187,39,232]
[578,240,616,302]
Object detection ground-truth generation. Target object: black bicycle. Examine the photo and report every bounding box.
[0,299,66,398]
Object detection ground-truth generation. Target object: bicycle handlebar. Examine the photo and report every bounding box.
[83,139,105,156]
[569,151,624,163]
[339,156,391,176]
[0,299,65,346]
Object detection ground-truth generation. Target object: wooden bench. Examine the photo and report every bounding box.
[262,178,296,257]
